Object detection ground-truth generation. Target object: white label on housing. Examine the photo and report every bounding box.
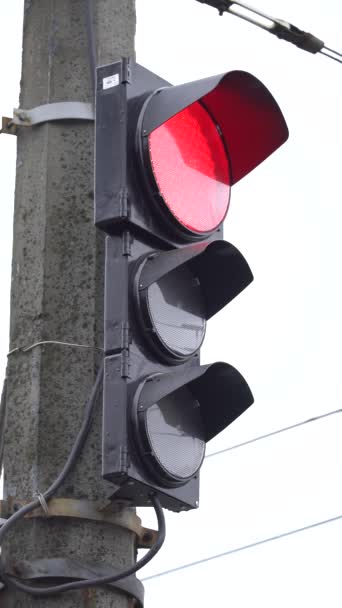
[103,74,120,90]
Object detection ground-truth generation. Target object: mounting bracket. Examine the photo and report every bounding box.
[1,101,95,135]
[0,497,157,549]
[1,557,144,606]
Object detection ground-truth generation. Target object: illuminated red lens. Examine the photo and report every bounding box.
[148,101,231,234]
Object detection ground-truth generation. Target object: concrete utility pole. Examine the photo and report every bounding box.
[2,1,136,606]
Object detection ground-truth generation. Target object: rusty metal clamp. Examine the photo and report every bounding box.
[1,497,157,549]
[0,116,17,135]
[1,557,144,606]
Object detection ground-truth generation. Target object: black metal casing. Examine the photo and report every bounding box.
[95,59,288,245]
[95,59,188,247]
[95,59,287,511]
[102,231,253,510]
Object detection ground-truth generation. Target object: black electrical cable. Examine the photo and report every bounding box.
[2,496,165,596]
[0,364,165,595]
[0,361,166,595]
[0,364,103,584]
[0,363,103,531]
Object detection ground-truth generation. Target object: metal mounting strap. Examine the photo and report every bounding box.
[1,101,95,134]
[1,557,144,606]
[1,497,157,549]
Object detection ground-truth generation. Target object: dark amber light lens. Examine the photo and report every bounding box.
[148,101,231,234]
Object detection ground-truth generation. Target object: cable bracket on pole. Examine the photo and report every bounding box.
[1,101,95,134]
[0,117,17,135]
[0,558,145,606]
[0,497,157,549]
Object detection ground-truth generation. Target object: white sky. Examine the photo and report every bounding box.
[1,1,342,606]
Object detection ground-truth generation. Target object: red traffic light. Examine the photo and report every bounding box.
[147,101,231,234]
[136,69,288,239]
[96,63,288,246]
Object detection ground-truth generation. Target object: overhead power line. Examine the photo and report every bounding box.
[206,408,342,460]
[142,513,342,582]
[195,0,342,64]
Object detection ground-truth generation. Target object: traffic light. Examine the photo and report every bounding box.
[95,59,288,512]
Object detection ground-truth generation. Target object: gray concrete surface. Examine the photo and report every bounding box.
[2,1,136,606]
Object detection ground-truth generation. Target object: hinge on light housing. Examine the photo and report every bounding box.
[121,350,130,378]
[122,231,132,256]
[122,57,132,84]
[119,188,129,219]
[121,321,131,350]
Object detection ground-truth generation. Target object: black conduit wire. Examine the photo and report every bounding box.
[2,499,165,596]
[0,364,103,587]
[0,362,166,595]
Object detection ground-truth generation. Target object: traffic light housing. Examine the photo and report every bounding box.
[95,59,288,511]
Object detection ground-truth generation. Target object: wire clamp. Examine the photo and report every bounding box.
[35,492,49,516]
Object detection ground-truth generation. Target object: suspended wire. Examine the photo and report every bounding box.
[320,49,342,64]
[323,45,342,58]
[195,0,342,64]
[142,513,342,582]
[206,408,342,460]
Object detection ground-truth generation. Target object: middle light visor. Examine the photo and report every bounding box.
[146,265,206,357]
